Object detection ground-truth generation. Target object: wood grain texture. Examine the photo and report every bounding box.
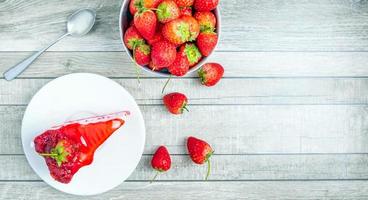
[2,52,368,78]
[2,105,368,155]
[1,154,368,181]
[0,0,368,51]
[1,78,368,105]
[1,181,368,199]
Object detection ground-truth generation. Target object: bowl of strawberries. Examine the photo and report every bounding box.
[120,0,220,77]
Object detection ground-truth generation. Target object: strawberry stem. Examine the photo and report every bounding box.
[132,44,142,85]
[205,159,211,180]
[150,171,160,184]
[39,153,58,157]
[161,75,172,94]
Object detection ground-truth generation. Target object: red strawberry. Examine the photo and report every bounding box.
[156,0,180,23]
[187,136,214,180]
[163,92,188,114]
[198,63,223,86]
[179,43,202,67]
[124,26,144,50]
[152,0,163,7]
[151,40,176,68]
[194,0,219,11]
[174,0,194,7]
[151,146,171,182]
[148,61,166,71]
[147,24,164,45]
[130,0,150,15]
[168,52,190,76]
[180,6,193,16]
[134,43,151,65]
[162,18,190,45]
[196,31,218,56]
[194,11,216,32]
[134,9,157,40]
[181,16,200,41]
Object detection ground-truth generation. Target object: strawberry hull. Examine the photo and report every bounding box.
[34,118,124,184]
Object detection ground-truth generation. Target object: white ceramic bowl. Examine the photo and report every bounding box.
[119,0,221,77]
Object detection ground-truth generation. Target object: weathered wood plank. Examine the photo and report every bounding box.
[1,181,368,199]
[1,154,368,180]
[2,52,368,78]
[2,105,368,155]
[1,78,368,105]
[0,0,367,51]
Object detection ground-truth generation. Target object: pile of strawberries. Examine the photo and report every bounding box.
[124,0,220,76]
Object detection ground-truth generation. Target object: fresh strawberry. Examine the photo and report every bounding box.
[148,61,166,71]
[152,0,163,8]
[180,6,193,16]
[174,0,194,7]
[162,18,190,45]
[181,15,200,41]
[194,11,216,32]
[151,40,176,68]
[134,43,151,65]
[163,92,188,114]
[147,24,164,45]
[134,9,157,40]
[168,51,190,76]
[156,0,180,23]
[196,31,218,56]
[179,43,202,67]
[151,146,171,172]
[124,26,145,50]
[198,63,223,86]
[194,0,219,11]
[147,32,163,45]
[151,146,171,182]
[187,136,214,180]
[130,0,150,15]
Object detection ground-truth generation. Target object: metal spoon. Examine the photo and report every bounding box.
[3,9,96,81]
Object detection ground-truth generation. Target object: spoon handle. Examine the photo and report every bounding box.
[3,33,69,81]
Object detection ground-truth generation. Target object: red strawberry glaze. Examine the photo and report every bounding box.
[34,118,124,184]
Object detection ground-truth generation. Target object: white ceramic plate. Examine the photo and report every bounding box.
[21,73,145,195]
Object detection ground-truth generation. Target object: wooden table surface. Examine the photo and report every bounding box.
[1,0,368,199]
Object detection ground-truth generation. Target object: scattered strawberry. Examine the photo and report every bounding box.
[151,146,171,182]
[194,11,216,32]
[181,16,200,41]
[168,52,190,76]
[194,0,219,11]
[179,43,202,67]
[134,9,157,40]
[196,31,218,56]
[163,92,188,114]
[151,40,177,68]
[180,6,193,16]
[124,26,145,50]
[162,18,190,45]
[156,0,180,23]
[187,136,214,180]
[174,0,194,7]
[134,43,151,65]
[198,63,223,86]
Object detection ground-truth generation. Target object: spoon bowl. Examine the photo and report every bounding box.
[67,9,96,37]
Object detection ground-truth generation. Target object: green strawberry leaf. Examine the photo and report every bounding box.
[39,140,69,167]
